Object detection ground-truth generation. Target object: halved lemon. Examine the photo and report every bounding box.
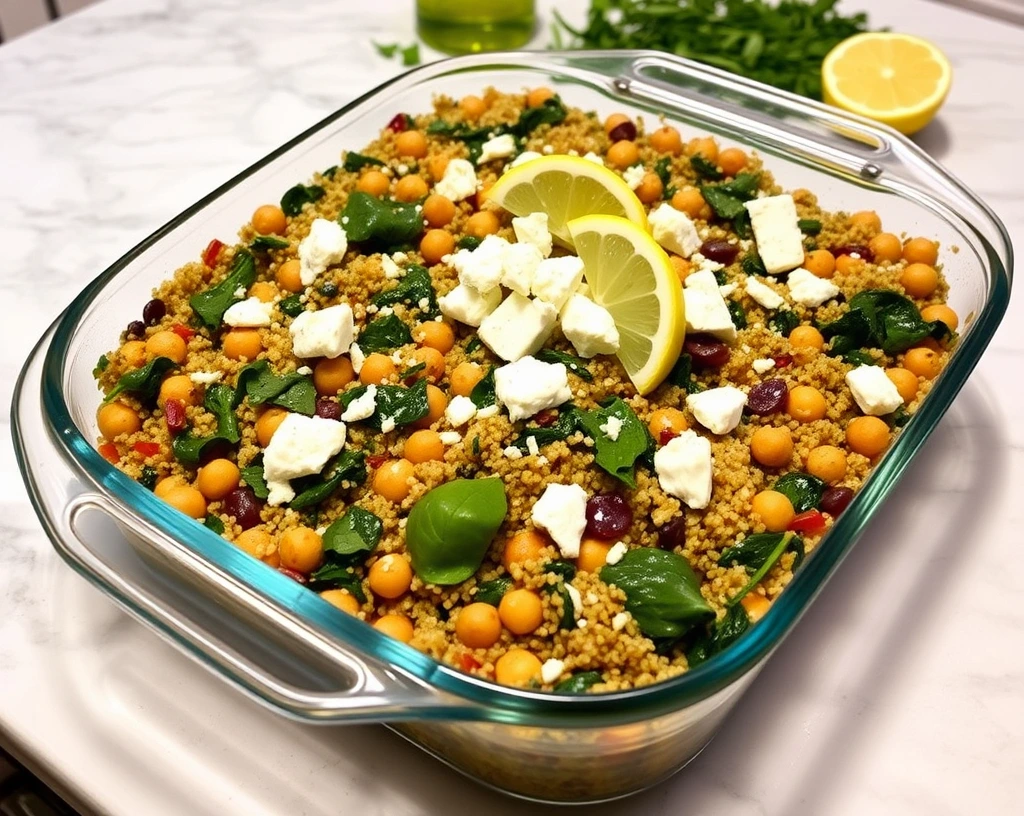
[486,155,648,247]
[822,32,952,135]
[567,215,685,395]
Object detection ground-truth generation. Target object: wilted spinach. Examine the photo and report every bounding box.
[686,605,751,667]
[475,576,513,606]
[371,264,439,317]
[189,250,256,329]
[280,183,325,217]
[535,348,593,381]
[340,191,422,249]
[553,671,603,694]
[772,471,825,514]
[578,398,653,488]
[340,379,428,430]
[357,313,413,353]
[103,356,177,404]
[289,450,367,510]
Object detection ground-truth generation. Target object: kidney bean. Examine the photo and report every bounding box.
[125,320,146,339]
[699,240,739,266]
[831,244,874,263]
[386,113,410,133]
[658,515,687,550]
[746,379,789,415]
[142,298,166,326]
[585,495,632,540]
[820,486,854,517]
[315,397,342,421]
[223,487,262,530]
[685,334,730,368]
[773,354,793,369]
[608,120,637,142]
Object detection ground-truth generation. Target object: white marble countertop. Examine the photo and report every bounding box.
[0,0,1021,813]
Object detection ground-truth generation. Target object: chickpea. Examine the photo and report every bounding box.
[373,459,415,502]
[450,361,485,397]
[886,368,919,404]
[313,356,355,396]
[426,154,449,183]
[120,340,147,368]
[603,113,631,135]
[412,384,447,430]
[279,526,323,574]
[869,232,903,264]
[920,304,958,331]
[357,170,390,197]
[394,174,429,202]
[503,530,548,569]
[163,485,207,520]
[276,258,303,293]
[835,254,864,275]
[902,237,939,266]
[669,255,692,284]
[455,603,502,649]
[606,140,639,169]
[422,194,456,228]
[158,374,196,406]
[145,330,187,364]
[577,537,612,572]
[849,210,882,232]
[320,589,361,615]
[650,126,683,155]
[789,325,825,351]
[459,94,488,120]
[415,321,455,355]
[97,401,141,439]
[409,346,445,382]
[255,407,289,447]
[671,187,707,219]
[751,490,795,533]
[235,528,275,563]
[686,136,718,162]
[806,445,847,483]
[404,429,445,464]
[718,147,748,176]
[750,426,793,468]
[846,416,890,457]
[526,87,555,108]
[222,329,262,361]
[498,589,544,635]
[196,458,240,501]
[788,385,827,422]
[419,229,455,266]
[465,211,500,238]
[803,249,836,279]
[252,204,287,236]
[154,475,187,499]
[900,263,939,298]
[368,553,413,598]
[904,346,943,380]
[740,593,771,623]
[495,648,542,687]
[374,613,414,643]
[648,407,688,439]
[635,172,664,204]
[359,353,397,385]
[395,130,428,159]
[250,281,277,303]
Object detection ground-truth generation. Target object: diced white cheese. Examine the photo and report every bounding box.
[188,371,222,385]
[605,541,628,565]
[349,343,365,374]
[503,445,523,459]
[445,395,478,427]
[512,212,553,258]
[476,133,517,165]
[599,415,623,442]
[566,584,584,619]
[263,415,347,506]
[450,235,508,294]
[531,256,585,310]
[438,283,502,327]
[296,366,312,376]
[298,218,348,286]
[478,293,558,362]
[683,288,737,342]
[380,416,396,434]
[622,164,646,190]
[526,436,541,457]
[233,286,246,298]
[846,364,903,416]
[685,386,748,434]
[560,294,620,358]
[752,358,776,375]
[439,431,462,445]
[531,483,588,558]
[500,242,544,297]
[223,296,274,328]
[744,194,804,274]
[654,430,713,509]
[582,151,604,166]
[719,283,737,297]
[540,659,565,685]
[509,150,542,169]
[787,268,841,308]
[433,158,479,202]
[745,276,786,310]
[612,611,630,631]
[476,404,499,419]
[692,252,725,275]
[381,254,404,279]
[289,303,354,359]
[649,204,702,258]
[340,384,377,422]
[683,268,720,293]
[493,356,572,422]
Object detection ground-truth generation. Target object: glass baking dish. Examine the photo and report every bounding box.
[12,51,1012,804]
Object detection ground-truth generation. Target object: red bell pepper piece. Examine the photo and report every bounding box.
[164,399,187,435]
[98,442,120,464]
[171,323,195,341]
[659,428,679,446]
[459,653,481,672]
[789,509,826,535]
[132,441,161,458]
[202,238,225,267]
[773,354,793,369]
[367,454,388,470]
[386,113,412,133]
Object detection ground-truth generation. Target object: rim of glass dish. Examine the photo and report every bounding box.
[37,50,1012,723]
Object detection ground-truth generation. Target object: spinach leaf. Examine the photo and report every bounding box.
[308,562,366,602]
[289,450,367,510]
[357,313,413,353]
[469,366,496,409]
[888,405,911,428]
[700,173,761,221]
[240,460,269,500]
[322,165,338,180]
[667,353,701,393]
[457,235,482,251]
[407,478,508,584]
[427,96,566,161]
[340,191,422,250]
[821,290,950,356]
[189,250,257,329]
[280,183,325,217]
[600,548,714,639]
[544,561,577,582]
[139,465,159,491]
[798,218,822,235]
[773,471,826,513]
[464,335,482,354]
[691,154,723,180]
[513,95,568,136]
[399,362,426,380]
[340,379,428,431]
[203,515,226,535]
[171,385,241,466]
[844,349,877,366]
[554,671,602,694]
[686,605,750,668]
[541,562,579,630]
[103,356,177,404]
[512,405,582,452]
[271,378,316,415]
[371,264,439,317]
[654,156,673,192]
[725,532,802,607]
[171,431,226,467]
[719,531,793,571]
[535,348,593,381]
[93,353,110,378]
[279,294,304,318]
[342,151,385,172]
[475,576,513,606]
[741,252,768,277]
[768,309,800,337]
[250,235,289,251]
[322,506,383,559]
[728,300,748,329]
[234,360,315,415]
[578,398,653,488]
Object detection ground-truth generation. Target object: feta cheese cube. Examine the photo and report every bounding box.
[188,371,222,385]
[531,256,585,310]
[493,356,572,422]
[450,235,508,294]
[289,303,354,359]
[649,204,702,258]
[438,283,502,327]
[340,384,377,422]
[445,395,478,427]
[296,366,312,376]
[526,436,540,457]
[476,133,517,165]
[349,342,365,374]
[787,268,841,307]
[500,242,544,296]
[752,358,776,375]
[846,364,903,416]
[476,404,498,419]
[560,294,620,358]
[622,164,646,190]
[685,386,748,434]
[509,150,542,169]
[381,255,404,279]
[263,415,347,506]
[439,431,462,445]
[654,430,713,509]
[512,212,553,258]
[612,611,630,631]
[531,483,588,558]
[540,659,565,685]
[599,415,623,441]
[744,276,786,310]
[433,158,478,202]
[503,446,523,459]
[684,268,721,293]
[744,194,803,274]
[478,293,558,362]
[582,151,604,166]
[298,218,348,286]
[719,283,738,297]
[566,584,584,619]
[223,296,274,328]
[683,288,737,342]
[605,541,628,565]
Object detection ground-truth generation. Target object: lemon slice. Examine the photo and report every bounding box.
[567,215,685,395]
[822,32,952,135]
[487,155,648,247]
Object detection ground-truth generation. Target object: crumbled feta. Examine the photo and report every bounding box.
[612,612,630,631]
[719,283,738,297]
[503,445,523,460]
[565,584,584,618]
[509,150,542,169]
[685,386,748,434]
[296,366,312,376]
[396,163,409,176]
[744,276,787,310]
[542,144,554,155]
[476,133,517,165]
[289,303,354,359]
[787,268,841,307]
[223,296,274,328]
[298,218,348,286]
[654,430,713,509]
[349,342,365,374]
[438,283,502,327]
[478,293,558,362]
[744,194,804,274]
[560,294,621,359]
[684,268,721,293]
[340,384,377,422]
[500,242,544,297]
[846,364,903,416]
[188,371,222,385]
[439,431,461,445]
[599,415,623,441]
[233,286,246,298]
[622,164,646,190]
[531,483,588,558]
[526,436,541,457]
[434,158,479,202]
[263,415,347,506]
[649,204,702,258]
[476,405,499,419]
[512,213,553,258]
[582,151,604,166]
[450,235,508,294]
[445,395,478,427]
[380,416,396,434]
[493,356,572,422]
[605,541,628,565]
[531,256,585,310]
[752,358,776,375]
[541,659,565,685]
[683,288,737,342]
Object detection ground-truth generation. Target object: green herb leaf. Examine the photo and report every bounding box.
[250,235,289,251]
[578,398,653,488]
[399,362,426,380]
[686,605,750,668]
[93,354,110,378]
[471,435,481,456]
[691,155,723,180]
[203,515,226,535]
[554,671,602,693]
[888,405,911,428]
[139,465,159,490]
[512,405,582,452]
[279,294,304,318]
[544,560,577,582]
[728,300,748,329]
[205,384,241,443]
[340,191,423,250]
[340,379,429,431]
[741,252,767,277]
[844,349,877,366]
[280,183,326,217]
[427,96,566,162]
[342,151,385,172]
[372,41,399,58]
[322,506,383,559]
[240,460,269,500]
[535,348,593,381]
[768,309,800,337]
[272,378,316,416]
[371,264,439,317]
[798,218,822,235]
[357,313,413,353]
[826,290,951,355]
[773,471,826,513]
[464,335,482,354]
[308,562,366,601]
[475,576,514,606]
[720,531,792,571]
[189,250,257,329]
[289,450,367,510]
[725,532,802,606]
[401,43,421,66]
[234,360,316,415]
[514,95,568,135]
[103,356,177,404]
[654,156,672,189]
[469,365,496,409]
[667,353,702,394]
[457,235,482,251]
[700,173,761,222]
[322,165,339,180]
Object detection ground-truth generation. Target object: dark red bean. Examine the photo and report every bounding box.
[685,334,730,368]
[658,516,687,550]
[386,113,410,133]
[534,409,557,427]
[608,120,637,142]
[278,567,308,584]
[142,298,166,326]
[125,320,146,339]
[315,397,341,421]
[585,495,632,540]
[747,379,789,415]
[773,354,793,369]
[820,486,854,517]
[699,240,739,266]
[164,398,186,434]
[223,487,262,530]
[830,244,874,263]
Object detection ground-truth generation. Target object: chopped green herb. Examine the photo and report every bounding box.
[724,532,803,607]
[428,96,567,161]
[741,252,767,277]
[318,281,338,298]
[280,184,325,217]
[234,361,315,415]
[691,155,723,180]
[340,191,423,250]
[464,335,482,354]
[667,353,702,394]
[171,384,242,466]
[469,366,496,409]
[700,172,761,222]
[289,450,367,509]
[139,465,159,491]
[399,362,426,380]
[373,41,421,66]
[654,156,673,191]
[357,313,413,353]
[554,671,602,693]
[475,576,514,606]
[250,235,289,251]
[189,250,257,329]
[93,354,110,378]
[768,309,801,337]
[342,151,385,172]
[798,218,822,235]
[203,515,226,535]
[278,294,304,318]
[371,264,439,317]
[240,460,269,500]
[535,348,594,381]
[728,300,748,329]
[321,165,338,180]
[471,435,481,456]
[513,405,582,452]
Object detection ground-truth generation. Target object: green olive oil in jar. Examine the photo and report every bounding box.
[416,0,535,54]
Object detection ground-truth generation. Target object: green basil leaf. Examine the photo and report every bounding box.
[772,471,826,513]
[535,348,593,381]
[512,405,582,452]
[240,460,269,500]
[279,294,304,318]
[322,506,383,558]
[203,515,226,535]
[469,366,496,409]
[103,356,177,404]
[554,671,602,694]
[189,250,257,329]
[371,264,439,317]
[340,191,422,250]
[308,563,366,601]
[250,235,290,251]
[686,604,750,668]
[340,379,428,431]
[280,183,325,217]
[474,576,514,606]
[342,151,385,172]
[289,450,367,510]
[578,398,652,488]
[691,155,723,180]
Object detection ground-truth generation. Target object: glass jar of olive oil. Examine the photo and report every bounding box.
[416,0,535,55]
